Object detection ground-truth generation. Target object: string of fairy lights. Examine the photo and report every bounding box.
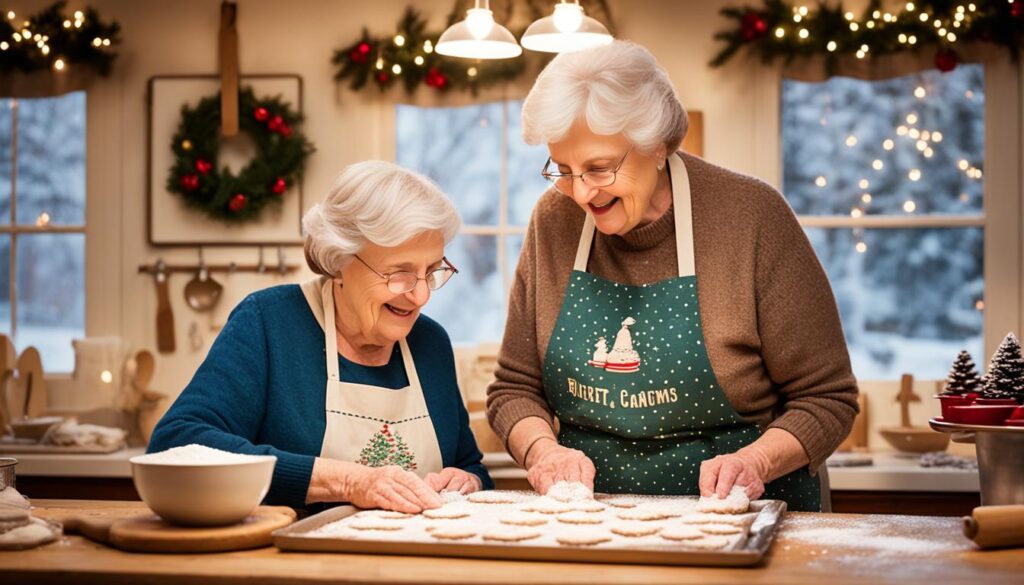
[0,4,119,76]
[810,78,982,256]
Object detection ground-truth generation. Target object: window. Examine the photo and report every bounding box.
[396,100,549,344]
[0,92,87,372]
[781,66,985,380]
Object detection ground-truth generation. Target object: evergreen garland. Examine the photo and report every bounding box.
[166,86,314,223]
[0,2,120,76]
[981,332,1024,402]
[333,7,529,95]
[711,0,1024,76]
[943,350,982,395]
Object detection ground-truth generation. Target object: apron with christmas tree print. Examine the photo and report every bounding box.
[542,153,821,511]
[301,278,443,477]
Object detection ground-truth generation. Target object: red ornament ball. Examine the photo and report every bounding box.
[279,124,292,138]
[740,11,768,41]
[180,174,199,192]
[425,67,448,89]
[935,48,958,73]
[228,193,248,213]
[376,71,390,84]
[195,159,213,175]
[358,42,371,54]
[253,107,269,122]
[272,178,287,194]
[1013,1,1024,18]
[267,115,284,132]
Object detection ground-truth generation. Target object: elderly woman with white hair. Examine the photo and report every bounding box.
[486,41,859,512]
[150,161,492,513]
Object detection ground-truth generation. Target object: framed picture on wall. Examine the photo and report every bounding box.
[146,74,305,246]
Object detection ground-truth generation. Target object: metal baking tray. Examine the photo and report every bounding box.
[273,494,787,567]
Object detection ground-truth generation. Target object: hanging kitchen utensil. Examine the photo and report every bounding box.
[257,246,266,274]
[277,246,288,275]
[184,248,223,312]
[154,260,176,353]
[15,347,45,419]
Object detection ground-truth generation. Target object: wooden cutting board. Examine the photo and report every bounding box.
[37,504,296,553]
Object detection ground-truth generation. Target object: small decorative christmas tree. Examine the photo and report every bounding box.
[981,333,1024,402]
[357,424,418,471]
[943,351,982,396]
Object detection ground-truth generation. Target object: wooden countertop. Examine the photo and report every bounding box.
[1,500,1021,585]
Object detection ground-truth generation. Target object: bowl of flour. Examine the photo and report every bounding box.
[131,444,276,526]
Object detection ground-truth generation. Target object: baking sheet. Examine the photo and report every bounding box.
[273,492,786,567]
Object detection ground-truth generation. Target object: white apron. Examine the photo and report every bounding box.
[301,278,443,477]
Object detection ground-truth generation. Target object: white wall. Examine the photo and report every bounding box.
[18,0,1020,453]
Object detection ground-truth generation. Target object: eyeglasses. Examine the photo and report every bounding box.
[541,146,633,196]
[353,255,459,294]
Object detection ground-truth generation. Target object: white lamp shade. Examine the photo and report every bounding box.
[435,13,523,59]
[521,10,613,53]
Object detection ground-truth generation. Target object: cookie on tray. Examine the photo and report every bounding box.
[696,486,750,514]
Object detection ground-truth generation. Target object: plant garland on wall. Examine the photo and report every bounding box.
[0,1,120,76]
[711,0,1024,76]
[166,87,314,223]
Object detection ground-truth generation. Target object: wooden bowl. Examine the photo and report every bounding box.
[9,416,63,441]
[879,426,951,453]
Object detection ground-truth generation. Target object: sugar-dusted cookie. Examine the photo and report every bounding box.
[700,523,743,535]
[571,500,607,513]
[499,511,549,527]
[522,497,574,515]
[422,504,472,519]
[348,519,405,531]
[610,522,661,537]
[429,524,478,540]
[481,527,542,542]
[696,486,750,514]
[658,524,704,541]
[618,506,673,521]
[680,535,731,550]
[547,481,593,503]
[365,510,414,520]
[468,490,521,504]
[556,510,604,525]
[556,528,612,546]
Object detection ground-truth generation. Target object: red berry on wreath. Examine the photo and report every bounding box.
[376,71,390,84]
[228,193,248,212]
[195,159,213,175]
[180,174,199,192]
[935,48,958,73]
[358,42,371,54]
[272,178,287,194]
[254,107,269,122]
[1013,1,1024,18]
[279,124,292,138]
[267,115,284,132]
[740,11,767,41]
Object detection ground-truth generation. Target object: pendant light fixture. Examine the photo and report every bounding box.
[521,1,613,53]
[435,0,522,59]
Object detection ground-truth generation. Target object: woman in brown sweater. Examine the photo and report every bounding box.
[486,41,859,512]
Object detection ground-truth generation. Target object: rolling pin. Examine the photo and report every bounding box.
[963,505,1024,549]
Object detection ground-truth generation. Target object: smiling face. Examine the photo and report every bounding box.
[547,121,669,236]
[334,230,445,348]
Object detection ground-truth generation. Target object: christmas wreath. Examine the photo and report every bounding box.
[166,86,314,223]
[711,0,1024,76]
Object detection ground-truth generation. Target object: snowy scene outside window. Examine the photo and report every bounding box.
[0,92,87,372]
[396,100,548,344]
[782,65,984,381]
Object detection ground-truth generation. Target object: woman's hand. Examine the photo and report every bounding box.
[525,439,596,495]
[344,464,444,513]
[698,449,768,500]
[424,467,482,495]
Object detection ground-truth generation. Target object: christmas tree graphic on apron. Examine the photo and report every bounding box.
[542,153,821,511]
[357,423,417,471]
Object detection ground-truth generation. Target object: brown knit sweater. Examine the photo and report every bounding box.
[486,152,859,473]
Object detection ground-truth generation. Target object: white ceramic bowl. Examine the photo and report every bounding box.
[129,453,276,526]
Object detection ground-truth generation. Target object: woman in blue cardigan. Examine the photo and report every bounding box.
[149,161,492,513]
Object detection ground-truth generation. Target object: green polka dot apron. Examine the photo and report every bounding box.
[542,153,821,511]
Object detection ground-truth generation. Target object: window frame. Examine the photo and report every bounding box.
[757,61,1022,383]
[1,97,88,370]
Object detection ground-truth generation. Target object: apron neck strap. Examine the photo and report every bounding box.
[320,280,422,391]
[572,153,695,277]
